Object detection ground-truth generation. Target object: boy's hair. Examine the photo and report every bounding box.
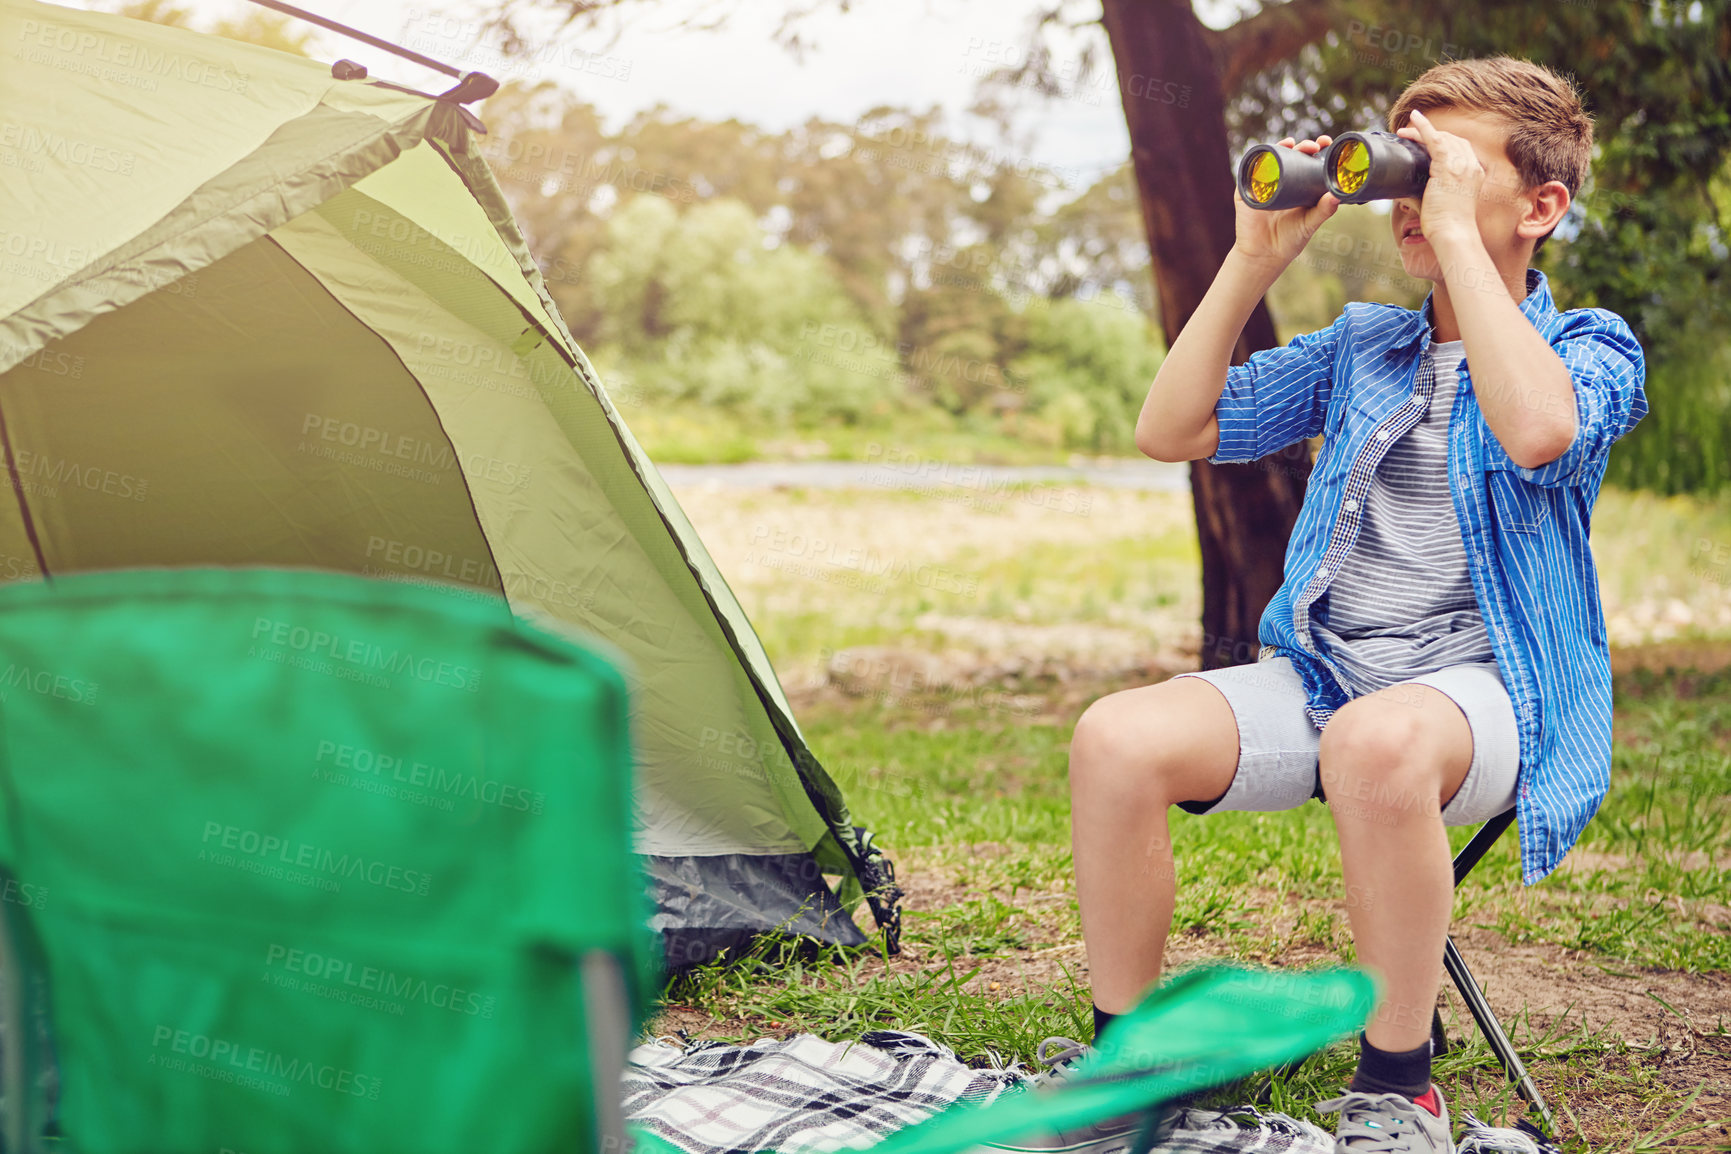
[1387,56,1593,257]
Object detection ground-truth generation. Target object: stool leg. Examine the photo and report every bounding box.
[1445,810,1557,1137]
[1443,936,1555,1137]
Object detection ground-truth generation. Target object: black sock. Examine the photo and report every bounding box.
[1092,1004,1118,1043]
[1348,1032,1432,1098]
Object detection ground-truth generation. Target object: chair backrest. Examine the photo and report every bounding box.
[0,568,656,1154]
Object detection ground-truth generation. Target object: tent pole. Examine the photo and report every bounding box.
[239,0,499,102]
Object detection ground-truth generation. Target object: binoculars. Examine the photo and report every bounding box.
[1236,130,1429,210]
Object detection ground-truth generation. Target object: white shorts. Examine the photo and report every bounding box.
[1168,653,1520,826]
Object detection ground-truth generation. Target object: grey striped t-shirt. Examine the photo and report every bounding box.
[1309,338,1497,695]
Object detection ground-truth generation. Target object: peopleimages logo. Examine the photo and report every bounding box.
[0,120,135,173]
[148,1026,381,1099]
[299,414,457,470]
[9,447,148,501]
[16,19,252,93]
[248,616,483,693]
[312,741,546,815]
[263,944,496,1019]
[0,663,99,706]
[363,537,500,590]
[199,821,433,896]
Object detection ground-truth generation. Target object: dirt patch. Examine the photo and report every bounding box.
[1610,640,1731,679]
[1552,846,1722,876]
[1440,928,1731,1143]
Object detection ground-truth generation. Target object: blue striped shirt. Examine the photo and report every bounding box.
[1208,268,1649,883]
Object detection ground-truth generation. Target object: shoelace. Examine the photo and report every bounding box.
[1455,1113,1551,1154]
[1315,1091,1443,1154]
[1032,1037,1093,1088]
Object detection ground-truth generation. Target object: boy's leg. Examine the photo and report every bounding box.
[1070,656,1325,1015]
[1319,681,1474,1054]
[1069,676,1240,1013]
[1313,663,1518,1151]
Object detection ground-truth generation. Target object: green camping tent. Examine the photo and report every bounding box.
[0,0,898,968]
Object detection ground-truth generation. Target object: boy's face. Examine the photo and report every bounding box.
[1389,106,1561,284]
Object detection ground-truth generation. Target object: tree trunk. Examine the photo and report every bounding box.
[1100,0,1312,671]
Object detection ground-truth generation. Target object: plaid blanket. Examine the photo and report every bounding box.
[622,1031,1340,1154]
[623,1030,1558,1154]
[624,1030,1025,1154]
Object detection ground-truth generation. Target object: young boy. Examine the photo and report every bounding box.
[1068,57,1647,1153]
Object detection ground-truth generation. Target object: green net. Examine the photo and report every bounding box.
[0,568,657,1154]
[695,963,1377,1154]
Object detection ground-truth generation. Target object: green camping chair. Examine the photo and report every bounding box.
[0,568,658,1154]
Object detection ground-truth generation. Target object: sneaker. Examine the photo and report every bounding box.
[979,1037,1183,1154]
[1315,1086,1454,1154]
[1454,1112,1553,1154]
[1031,1037,1092,1084]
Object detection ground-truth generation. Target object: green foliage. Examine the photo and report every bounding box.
[1006,293,1165,453]
[898,267,1018,414]
[485,2,1731,493]
[484,84,1164,446]
[586,196,892,422]
[1552,155,1731,496]
[1602,333,1731,496]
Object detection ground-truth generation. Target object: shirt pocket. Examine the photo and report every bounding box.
[1488,469,1547,534]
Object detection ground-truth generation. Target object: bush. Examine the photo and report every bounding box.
[586,196,896,423]
[1604,334,1731,496]
[1006,291,1165,453]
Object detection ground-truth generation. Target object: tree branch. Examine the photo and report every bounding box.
[1207,0,1341,96]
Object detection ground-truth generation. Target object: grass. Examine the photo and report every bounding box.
[1588,487,1731,646]
[653,480,1731,1152]
[619,403,1109,467]
[665,934,1096,1067]
[1479,669,1731,974]
[803,669,1731,972]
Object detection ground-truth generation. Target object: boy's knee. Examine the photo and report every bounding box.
[1071,686,1209,807]
[1071,693,1132,771]
[1319,703,1442,823]
[1072,693,1159,796]
[1320,697,1425,770]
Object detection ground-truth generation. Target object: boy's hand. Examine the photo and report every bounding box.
[1231,135,1340,270]
[1398,109,1483,244]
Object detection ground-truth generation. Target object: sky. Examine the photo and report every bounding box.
[70,0,1252,193]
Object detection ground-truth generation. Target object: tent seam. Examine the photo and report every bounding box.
[259,234,510,611]
[0,102,436,377]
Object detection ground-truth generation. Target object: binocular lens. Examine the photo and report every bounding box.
[1333,140,1369,196]
[1247,152,1281,204]
[1325,130,1428,204]
[1236,130,1429,210]
[1236,145,1327,210]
